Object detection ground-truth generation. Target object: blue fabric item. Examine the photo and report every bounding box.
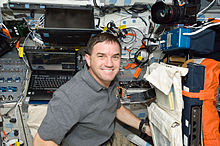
[182,62,205,146]
[182,96,203,146]
[190,29,215,54]
[185,62,205,92]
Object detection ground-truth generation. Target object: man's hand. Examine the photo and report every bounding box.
[33,132,58,146]
[145,125,152,137]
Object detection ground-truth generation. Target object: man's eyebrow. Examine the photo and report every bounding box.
[96,53,105,55]
[96,53,121,56]
[114,53,121,56]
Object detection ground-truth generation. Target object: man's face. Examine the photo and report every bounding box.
[85,41,121,88]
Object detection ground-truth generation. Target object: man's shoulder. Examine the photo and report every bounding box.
[61,71,86,90]
[53,72,88,102]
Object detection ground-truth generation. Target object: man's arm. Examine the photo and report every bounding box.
[116,105,152,136]
[33,132,58,146]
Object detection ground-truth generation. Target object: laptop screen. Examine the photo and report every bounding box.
[25,50,77,72]
[45,7,95,29]
[38,6,101,47]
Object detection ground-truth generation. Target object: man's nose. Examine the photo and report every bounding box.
[105,57,113,67]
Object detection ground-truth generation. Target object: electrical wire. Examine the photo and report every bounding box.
[128,4,150,14]
[128,47,139,60]
[93,0,102,12]
[3,95,24,118]
[21,31,32,68]
[127,27,146,38]
[23,17,33,32]
[0,23,11,39]
[183,22,220,36]
[18,105,28,146]
[37,14,45,27]
[134,23,156,68]
[197,0,216,17]
[114,15,132,24]
[121,8,148,27]
[186,21,213,29]
[0,33,10,39]
[0,23,9,31]
[1,97,26,144]
[120,28,136,44]
[112,14,148,37]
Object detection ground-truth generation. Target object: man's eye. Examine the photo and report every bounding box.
[98,55,104,58]
[113,55,120,59]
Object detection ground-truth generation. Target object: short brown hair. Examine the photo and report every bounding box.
[86,33,121,55]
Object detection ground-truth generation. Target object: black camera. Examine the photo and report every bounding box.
[151,0,201,24]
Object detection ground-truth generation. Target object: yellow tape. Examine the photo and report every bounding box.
[119,25,127,29]
[137,56,143,61]
[103,26,108,31]
[19,47,23,58]
[15,141,20,146]
[168,92,174,110]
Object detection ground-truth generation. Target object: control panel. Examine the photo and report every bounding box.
[0,58,28,104]
[0,105,33,146]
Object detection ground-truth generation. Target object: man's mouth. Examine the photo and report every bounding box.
[102,69,114,72]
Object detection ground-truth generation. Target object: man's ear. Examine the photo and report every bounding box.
[85,54,91,67]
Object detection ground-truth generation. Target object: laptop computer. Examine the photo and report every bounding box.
[25,49,77,103]
[38,6,102,47]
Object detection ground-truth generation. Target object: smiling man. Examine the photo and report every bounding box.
[33,33,151,146]
[85,34,121,88]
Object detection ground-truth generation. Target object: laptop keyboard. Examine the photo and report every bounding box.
[29,74,72,90]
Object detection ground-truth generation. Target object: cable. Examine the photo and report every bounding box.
[0,23,9,31]
[95,17,101,28]
[18,105,28,146]
[14,103,20,140]
[93,0,102,12]
[114,15,133,25]
[3,95,24,118]
[0,33,10,39]
[186,21,213,29]
[127,27,146,38]
[128,47,139,60]
[1,95,26,144]
[21,31,32,68]
[121,8,148,27]
[133,23,156,70]
[183,22,220,36]
[0,23,11,39]
[197,0,216,17]
[141,22,155,52]
[113,14,148,37]
[37,14,45,27]
[22,31,31,50]
[128,4,150,14]
[120,28,136,44]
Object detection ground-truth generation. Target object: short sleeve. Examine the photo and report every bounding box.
[116,96,121,109]
[38,89,80,144]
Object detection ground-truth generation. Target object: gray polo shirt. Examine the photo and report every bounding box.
[38,65,121,146]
